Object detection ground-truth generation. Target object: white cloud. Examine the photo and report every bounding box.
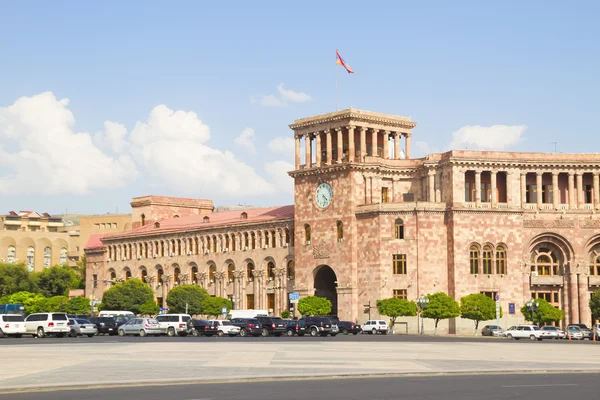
[449,125,527,150]
[264,161,294,194]
[234,128,256,154]
[276,83,311,103]
[0,92,138,195]
[251,94,287,107]
[267,136,295,155]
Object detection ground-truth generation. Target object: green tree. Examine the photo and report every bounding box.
[520,298,564,325]
[166,285,209,315]
[421,292,460,335]
[280,310,291,319]
[42,296,70,312]
[67,296,91,314]
[0,263,38,296]
[74,254,86,290]
[101,278,154,314]
[139,300,160,316]
[35,265,78,297]
[590,290,600,321]
[297,296,332,316]
[0,291,46,315]
[377,298,417,330]
[460,293,502,334]
[202,296,232,317]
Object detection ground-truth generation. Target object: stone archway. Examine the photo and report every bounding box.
[314,265,337,316]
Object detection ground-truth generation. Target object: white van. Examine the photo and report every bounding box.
[98,310,135,318]
[0,314,26,338]
[226,310,268,320]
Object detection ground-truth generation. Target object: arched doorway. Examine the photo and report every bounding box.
[314,265,337,316]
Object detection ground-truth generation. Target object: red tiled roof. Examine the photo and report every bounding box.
[131,195,213,207]
[104,205,294,241]
[85,233,110,250]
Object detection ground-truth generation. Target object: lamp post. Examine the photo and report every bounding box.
[416,294,430,335]
[526,298,539,325]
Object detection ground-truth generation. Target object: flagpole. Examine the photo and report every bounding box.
[335,49,339,111]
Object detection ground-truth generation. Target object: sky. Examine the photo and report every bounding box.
[1,1,599,215]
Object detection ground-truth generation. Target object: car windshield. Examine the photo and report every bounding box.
[532,326,540,330]
[575,324,588,329]
[52,313,68,320]
[77,319,91,324]
[147,319,158,324]
[542,326,556,330]
[3,315,24,322]
[221,321,232,325]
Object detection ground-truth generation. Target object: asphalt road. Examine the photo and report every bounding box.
[0,333,598,345]
[1,373,597,400]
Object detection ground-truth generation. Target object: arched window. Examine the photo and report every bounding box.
[225,235,230,250]
[141,214,146,226]
[27,247,35,272]
[125,269,132,280]
[228,263,235,282]
[7,246,16,264]
[232,234,237,252]
[267,261,275,280]
[251,233,256,250]
[337,221,343,241]
[157,268,164,284]
[209,264,216,282]
[191,265,198,284]
[203,216,210,223]
[240,212,248,220]
[173,215,179,218]
[271,230,276,248]
[287,260,295,281]
[141,268,148,282]
[174,267,180,285]
[482,245,493,274]
[212,235,217,253]
[43,247,51,268]
[531,248,559,276]
[60,248,67,265]
[285,229,290,246]
[244,233,249,249]
[469,245,479,274]
[394,218,404,239]
[110,270,117,282]
[154,222,160,228]
[496,246,506,274]
[590,252,600,276]
[247,262,255,280]
[304,224,311,245]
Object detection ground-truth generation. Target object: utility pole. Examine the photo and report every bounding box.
[552,141,558,153]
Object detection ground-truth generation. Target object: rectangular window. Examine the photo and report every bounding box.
[542,185,553,204]
[482,249,492,274]
[393,289,407,299]
[585,184,593,204]
[392,254,407,274]
[465,182,475,202]
[481,183,491,203]
[526,185,537,203]
[481,291,498,300]
[246,294,255,310]
[267,293,275,311]
[381,187,389,203]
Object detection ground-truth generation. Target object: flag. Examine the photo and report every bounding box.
[336,50,354,74]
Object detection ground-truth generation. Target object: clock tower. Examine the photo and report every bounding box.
[288,108,416,321]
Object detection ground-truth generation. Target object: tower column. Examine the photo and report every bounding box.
[359,127,366,161]
[336,127,343,163]
[521,172,527,208]
[568,172,575,209]
[315,131,322,167]
[294,135,300,169]
[594,172,600,209]
[405,133,411,159]
[491,170,497,207]
[552,172,559,209]
[383,130,389,159]
[475,170,482,205]
[536,172,543,208]
[325,129,332,165]
[394,133,401,159]
[304,134,311,168]
[428,171,435,202]
[371,129,378,157]
[576,172,583,207]
[347,125,355,162]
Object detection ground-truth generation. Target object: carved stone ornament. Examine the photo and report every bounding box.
[313,243,331,259]
[523,219,575,229]
[580,220,600,229]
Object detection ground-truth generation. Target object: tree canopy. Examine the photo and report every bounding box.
[421,292,460,334]
[166,285,209,315]
[101,278,154,314]
[376,298,417,325]
[67,296,91,314]
[139,300,160,316]
[590,290,600,321]
[297,296,331,316]
[0,263,38,296]
[520,298,563,324]
[202,296,232,317]
[460,293,501,333]
[34,265,79,297]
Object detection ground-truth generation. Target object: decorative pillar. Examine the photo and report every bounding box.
[394,133,401,159]
[491,171,497,207]
[382,130,389,159]
[347,125,355,162]
[475,170,482,205]
[315,131,322,168]
[304,134,311,168]
[506,171,513,205]
[295,135,300,169]
[428,171,435,202]
[552,172,559,209]
[578,273,590,326]
[576,172,584,207]
[594,172,600,209]
[568,172,575,209]
[562,281,570,326]
[371,129,378,157]
[569,272,579,324]
[520,172,527,208]
[336,128,343,163]
[536,172,543,208]
[359,127,366,161]
[405,133,411,159]
[325,129,332,165]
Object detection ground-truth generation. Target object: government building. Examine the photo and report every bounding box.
[85,109,600,333]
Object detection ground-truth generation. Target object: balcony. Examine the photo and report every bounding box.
[589,275,600,287]
[3,219,21,226]
[530,274,564,286]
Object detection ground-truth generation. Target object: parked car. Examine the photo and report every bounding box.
[481,325,503,337]
[155,314,192,337]
[503,325,543,341]
[593,323,600,340]
[118,318,162,337]
[25,313,70,338]
[566,326,584,340]
[285,320,306,336]
[230,318,263,337]
[68,319,98,337]
[500,326,516,337]
[98,310,136,318]
[567,324,593,340]
[337,321,361,335]
[300,316,336,337]
[190,319,219,337]
[255,316,287,337]
[0,314,26,338]
[539,326,565,339]
[88,317,118,335]
[361,320,389,335]
[210,320,241,337]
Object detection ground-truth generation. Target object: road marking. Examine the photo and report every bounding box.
[501,383,578,388]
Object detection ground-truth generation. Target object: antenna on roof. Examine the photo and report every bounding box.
[551,141,558,153]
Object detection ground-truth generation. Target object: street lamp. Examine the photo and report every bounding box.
[526,298,539,325]
[416,294,430,335]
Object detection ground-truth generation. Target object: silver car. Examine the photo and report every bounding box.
[69,319,98,337]
[118,318,162,337]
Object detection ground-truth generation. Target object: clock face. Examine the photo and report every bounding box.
[315,183,333,208]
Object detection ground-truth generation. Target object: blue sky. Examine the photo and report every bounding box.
[1,1,599,215]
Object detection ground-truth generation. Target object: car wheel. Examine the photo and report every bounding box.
[353,332,358,335]
[310,328,318,337]
[0,329,4,338]
[217,331,224,337]
[506,333,513,339]
[261,328,269,337]
[342,329,349,335]
[118,329,125,336]
[36,327,45,338]
[167,327,176,337]
[239,328,247,337]
[69,330,77,338]
[286,330,294,337]
[529,335,536,341]
[330,333,337,337]
[87,334,95,338]
[191,329,199,337]
[139,329,147,337]
[372,328,377,335]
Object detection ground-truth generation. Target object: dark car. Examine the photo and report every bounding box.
[230,318,262,337]
[337,321,361,335]
[255,316,287,337]
[114,315,134,330]
[285,320,306,336]
[190,319,218,336]
[481,325,503,337]
[567,324,593,339]
[88,317,118,335]
[300,316,334,337]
